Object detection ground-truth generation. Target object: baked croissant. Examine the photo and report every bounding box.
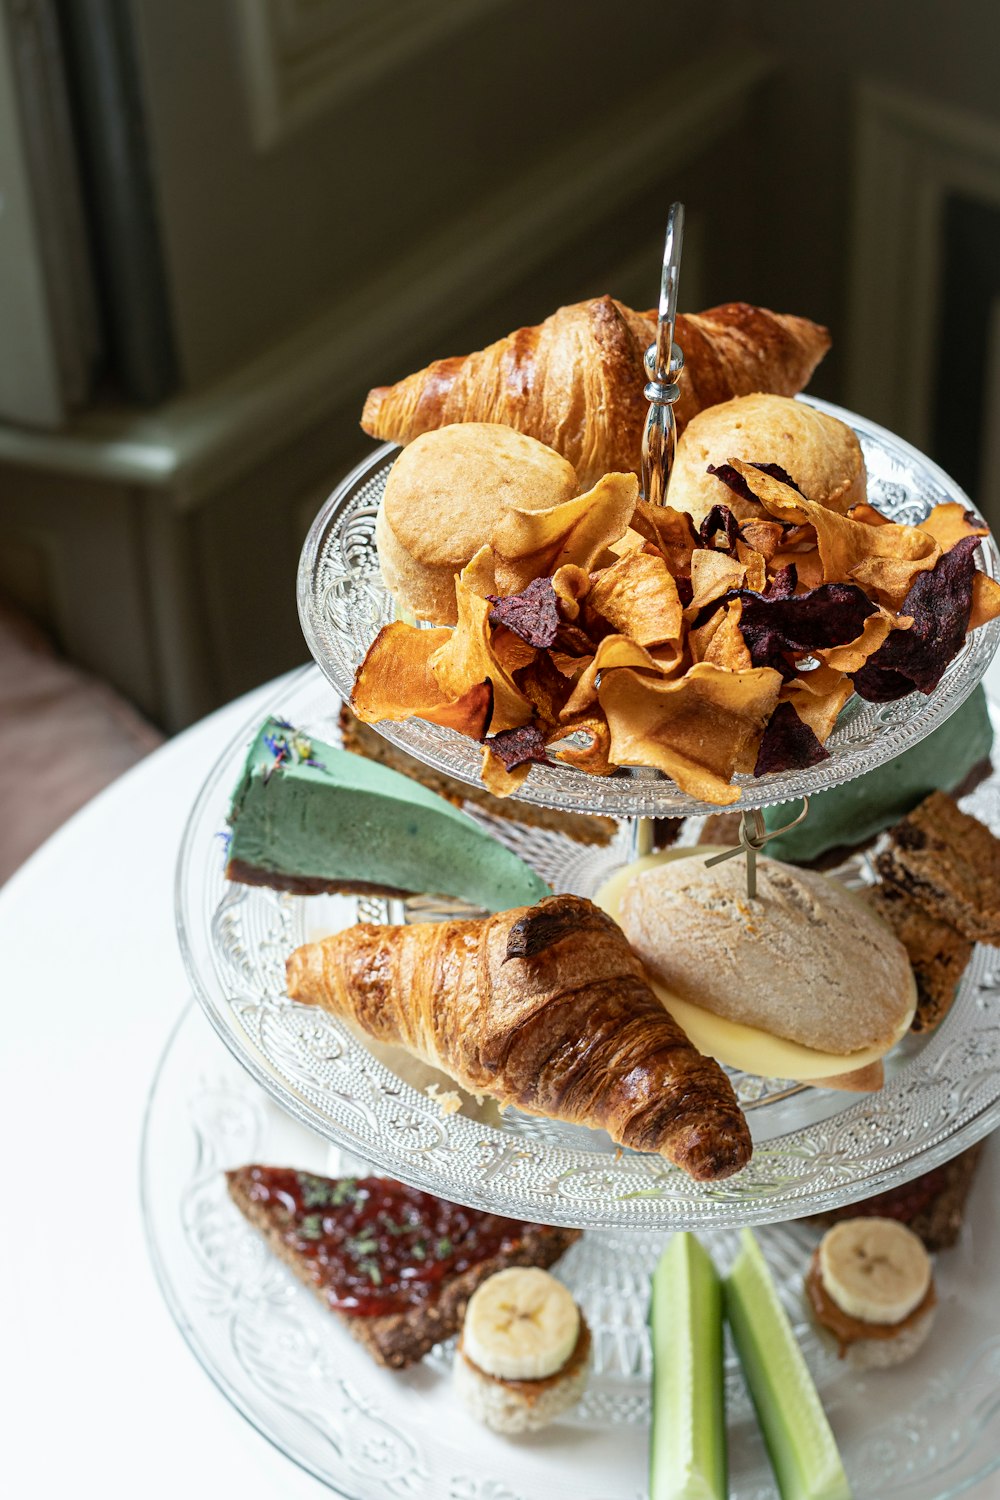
[361,297,831,488]
[286,893,752,1181]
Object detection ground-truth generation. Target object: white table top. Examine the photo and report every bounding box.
[5,660,1000,1499]
[3,670,326,1499]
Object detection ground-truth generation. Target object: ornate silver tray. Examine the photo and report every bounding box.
[142,1001,1000,1500]
[176,666,1000,1230]
[297,399,1000,818]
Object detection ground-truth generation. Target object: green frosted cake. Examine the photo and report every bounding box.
[225,718,550,913]
[763,685,994,862]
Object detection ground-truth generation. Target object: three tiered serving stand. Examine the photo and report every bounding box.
[145,214,1000,1499]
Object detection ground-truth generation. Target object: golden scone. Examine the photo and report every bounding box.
[376,422,579,624]
[667,393,866,525]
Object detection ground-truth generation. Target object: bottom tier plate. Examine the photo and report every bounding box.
[143,1002,1000,1500]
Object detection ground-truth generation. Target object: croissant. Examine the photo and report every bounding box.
[286,893,752,1181]
[361,297,831,488]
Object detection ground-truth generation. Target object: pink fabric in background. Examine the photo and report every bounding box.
[0,600,163,884]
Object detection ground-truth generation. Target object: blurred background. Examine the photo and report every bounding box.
[2,0,1000,876]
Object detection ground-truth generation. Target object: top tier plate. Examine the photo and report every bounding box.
[298,399,1000,818]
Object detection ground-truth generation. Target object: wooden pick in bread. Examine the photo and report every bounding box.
[361,297,831,488]
[286,894,752,1181]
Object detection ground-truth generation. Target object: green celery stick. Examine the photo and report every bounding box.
[725,1229,851,1500]
[649,1231,727,1500]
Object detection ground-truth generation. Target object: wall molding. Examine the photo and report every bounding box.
[847,81,1000,450]
[0,47,772,508]
[235,0,510,151]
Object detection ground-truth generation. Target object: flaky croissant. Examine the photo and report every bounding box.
[286,893,752,1181]
[361,297,830,488]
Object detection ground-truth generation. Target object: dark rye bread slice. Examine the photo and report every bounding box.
[865,883,973,1033]
[810,1140,985,1252]
[226,1167,580,1369]
[873,791,1000,944]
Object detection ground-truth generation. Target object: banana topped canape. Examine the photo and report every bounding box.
[454,1267,591,1433]
[806,1217,936,1370]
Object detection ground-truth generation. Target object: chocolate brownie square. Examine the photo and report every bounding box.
[873,791,1000,944]
[866,883,973,1033]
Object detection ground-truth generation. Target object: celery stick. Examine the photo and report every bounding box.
[725,1229,851,1500]
[649,1231,726,1500]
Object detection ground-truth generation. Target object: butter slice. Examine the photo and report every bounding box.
[597,851,914,1082]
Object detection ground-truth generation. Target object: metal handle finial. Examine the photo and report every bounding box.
[641,202,685,508]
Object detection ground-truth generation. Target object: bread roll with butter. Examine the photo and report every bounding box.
[375,422,579,624]
[611,853,915,1086]
[667,393,866,526]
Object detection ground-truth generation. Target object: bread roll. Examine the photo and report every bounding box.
[376,423,579,624]
[667,393,866,526]
[618,855,913,1056]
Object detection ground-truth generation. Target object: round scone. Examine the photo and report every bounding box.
[806,1218,936,1370]
[667,392,866,525]
[453,1267,591,1434]
[375,422,579,624]
[617,855,913,1057]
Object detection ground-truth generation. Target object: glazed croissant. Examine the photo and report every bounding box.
[286,894,752,1181]
[361,297,831,488]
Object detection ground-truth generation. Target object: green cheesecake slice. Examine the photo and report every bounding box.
[225,718,550,913]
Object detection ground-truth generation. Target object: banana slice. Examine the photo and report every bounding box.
[462,1267,579,1381]
[818,1217,932,1325]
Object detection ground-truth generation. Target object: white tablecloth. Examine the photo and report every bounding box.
[5,660,1000,1498]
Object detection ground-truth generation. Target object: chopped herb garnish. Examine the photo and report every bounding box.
[411,1241,427,1262]
[362,1262,383,1286]
[347,1234,378,1260]
[298,1174,333,1209]
[380,1217,416,1237]
[299,1214,324,1241]
[436,1237,453,1259]
[294,1173,360,1210]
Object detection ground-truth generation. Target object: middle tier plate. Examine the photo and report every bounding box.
[177,666,1000,1231]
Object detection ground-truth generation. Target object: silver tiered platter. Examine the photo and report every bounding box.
[297,397,1000,817]
[176,666,1000,1230]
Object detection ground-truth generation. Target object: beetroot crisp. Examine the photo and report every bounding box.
[763,563,798,600]
[699,504,740,554]
[707,461,804,502]
[487,577,560,648]
[706,462,757,505]
[727,582,877,676]
[754,699,831,775]
[853,535,980,702]
[483,723,550,771]
[748,462,805,494]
